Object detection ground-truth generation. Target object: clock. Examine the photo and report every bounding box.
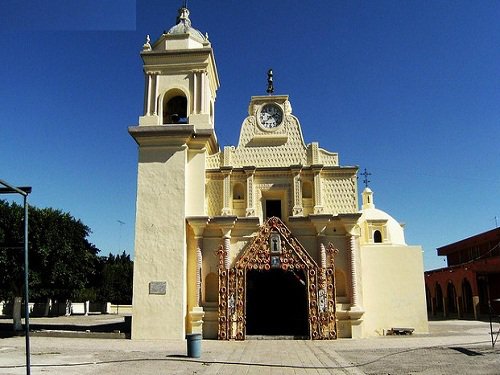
[258,103,283,128]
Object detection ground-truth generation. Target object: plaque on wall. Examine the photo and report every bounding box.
[149,281,167,295]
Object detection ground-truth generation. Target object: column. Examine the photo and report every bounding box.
[320,240,327,269]
[145,73,155,116]
[319,237,327,295]
[200,70,206,114]
[193,71,198,114]
[347,233,361,310]
[223,236,230,269]
[152,72,158,115]
[187,218,209,335]
[219,222,235,339]
[216,218,236,269]
[195,236,203,306]
[144,74,150,115]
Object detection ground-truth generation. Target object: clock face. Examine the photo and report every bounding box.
[259,103,283,128]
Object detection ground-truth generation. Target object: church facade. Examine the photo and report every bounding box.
[129,6,428,340]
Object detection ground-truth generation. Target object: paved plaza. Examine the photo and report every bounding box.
[0,318,499,374]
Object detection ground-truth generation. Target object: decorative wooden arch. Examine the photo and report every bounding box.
[216,217,338,340]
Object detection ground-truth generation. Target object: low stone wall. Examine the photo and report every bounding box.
[109,304,133,315]
[0,300,125,317]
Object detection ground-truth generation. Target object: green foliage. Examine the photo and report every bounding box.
[0,199,100,301]
[0,200,25,299]
[0,199,134,304]
[95,251,133,304]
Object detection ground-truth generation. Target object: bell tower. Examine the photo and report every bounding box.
[129,5,219,340]
[139,6,219,129]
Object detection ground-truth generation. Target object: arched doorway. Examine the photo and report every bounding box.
[246,268,308,337]
[462,278,473,316]
[447,281,457,315]
[216,217,338,340]
[435,283,443,315]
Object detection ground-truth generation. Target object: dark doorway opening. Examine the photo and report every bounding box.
[266,200,282,219]
[447,282,457,314]
[246,269,308,337]
[435,283,443,314]
[462,279,473,315]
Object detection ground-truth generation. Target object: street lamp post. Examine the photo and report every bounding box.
[0,179,32,375]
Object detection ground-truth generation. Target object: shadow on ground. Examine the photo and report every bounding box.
[0,316,131,338]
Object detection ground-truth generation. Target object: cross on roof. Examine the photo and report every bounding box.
[361,168,372,188]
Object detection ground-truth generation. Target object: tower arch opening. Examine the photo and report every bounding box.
[162,90,188,124]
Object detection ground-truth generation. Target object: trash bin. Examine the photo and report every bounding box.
[186,333,202,358]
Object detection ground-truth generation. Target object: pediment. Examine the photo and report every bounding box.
[205,96,339,169]
[235,217,319,271]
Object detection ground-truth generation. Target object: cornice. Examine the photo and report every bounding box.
[128,125,218,150]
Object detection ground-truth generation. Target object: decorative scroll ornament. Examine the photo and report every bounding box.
[216,217,338,340]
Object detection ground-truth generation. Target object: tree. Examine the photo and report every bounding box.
[95,252,133,305]
[0,199,100,303]
[0,200,25,301]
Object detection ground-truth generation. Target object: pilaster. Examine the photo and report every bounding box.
[291,165,303,216]
[244,167,256,217]
[312,165,324,214]
[221,167,232,216]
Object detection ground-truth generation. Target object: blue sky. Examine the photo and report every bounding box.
[1,1,498,270]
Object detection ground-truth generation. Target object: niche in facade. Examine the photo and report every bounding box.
[302,181,313,215]
[232,183,245,216]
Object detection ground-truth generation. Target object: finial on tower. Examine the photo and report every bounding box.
[361,168,372,188]
[142,34,152,51]
[266,69,274,95]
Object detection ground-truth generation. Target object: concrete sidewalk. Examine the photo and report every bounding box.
[1,320,499,374]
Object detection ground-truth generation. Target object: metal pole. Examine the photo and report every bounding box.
[0,179,31,375]
[489,301,494,348]
[23,194,31,375]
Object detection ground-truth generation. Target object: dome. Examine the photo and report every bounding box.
[357,188,406,245]
[167,7,205,42]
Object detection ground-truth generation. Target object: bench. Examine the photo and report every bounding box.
[387,327,414,335]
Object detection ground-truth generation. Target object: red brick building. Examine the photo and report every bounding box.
[425,228,500,319]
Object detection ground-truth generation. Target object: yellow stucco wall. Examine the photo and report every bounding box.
[131,146,188,339]
[359,245,429,336]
